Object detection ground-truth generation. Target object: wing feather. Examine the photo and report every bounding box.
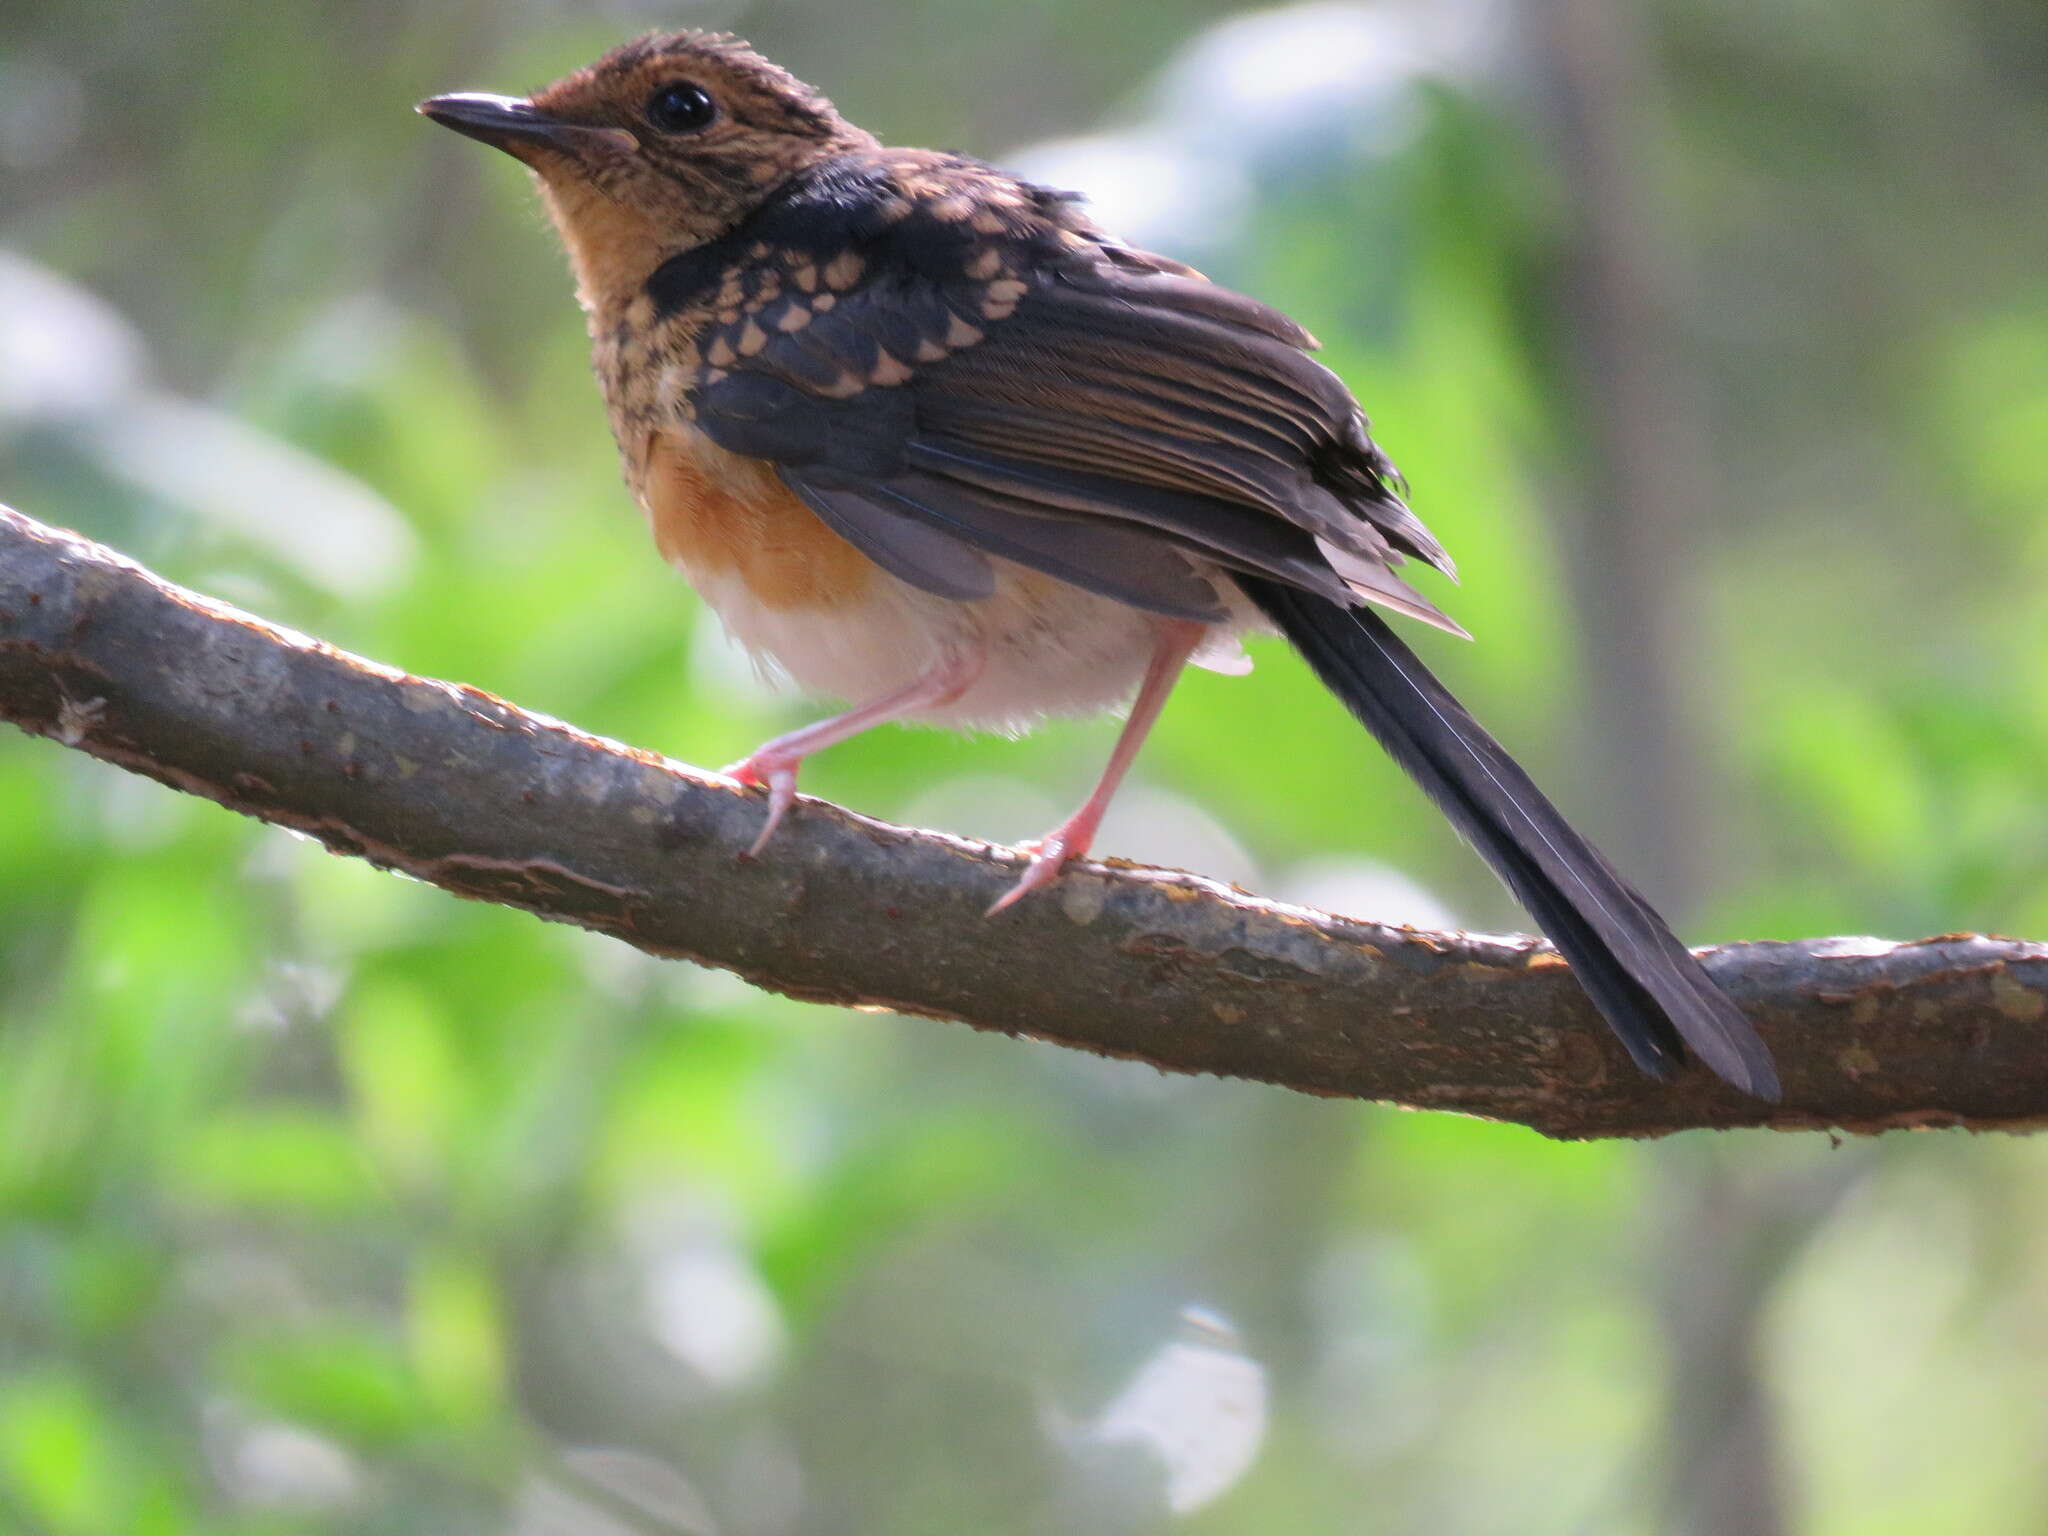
[785,466,1229,620]
[781,474,997,600]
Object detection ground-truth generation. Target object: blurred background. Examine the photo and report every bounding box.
[4,0,2048,1530]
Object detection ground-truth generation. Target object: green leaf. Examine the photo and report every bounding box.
[0,1372,119,1534]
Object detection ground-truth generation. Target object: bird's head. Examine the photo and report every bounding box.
[420,32,872,312]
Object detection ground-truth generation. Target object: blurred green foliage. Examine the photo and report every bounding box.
[4,0,2048,1531]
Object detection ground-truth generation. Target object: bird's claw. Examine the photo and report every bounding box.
[986,834,1074,916]
[724,756,798,858]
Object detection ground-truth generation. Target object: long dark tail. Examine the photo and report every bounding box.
[1241,578,1778,1099]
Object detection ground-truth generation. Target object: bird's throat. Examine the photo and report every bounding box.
[535,175,676,318]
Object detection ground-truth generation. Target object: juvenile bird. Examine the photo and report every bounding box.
[419,32,1778,1098]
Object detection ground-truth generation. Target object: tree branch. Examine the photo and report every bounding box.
[0,503,2036,1139]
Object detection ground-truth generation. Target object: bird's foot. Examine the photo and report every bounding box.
[986,830,1084,916]
[723,754,799,858]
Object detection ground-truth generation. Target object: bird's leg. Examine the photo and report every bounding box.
[988,620,1208,916]
[724,649,983,857]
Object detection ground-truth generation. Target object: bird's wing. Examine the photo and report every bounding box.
[673,153,1461,631]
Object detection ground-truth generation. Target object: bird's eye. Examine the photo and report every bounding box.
[645,82,717,133]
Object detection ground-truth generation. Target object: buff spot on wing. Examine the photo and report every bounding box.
[981,275,1029,321]
[870,350,914,387]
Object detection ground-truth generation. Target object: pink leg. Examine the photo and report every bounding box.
[988,620,1208,916]
[726,650,983,857]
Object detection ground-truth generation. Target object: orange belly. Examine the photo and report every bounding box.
[639,428,877,611]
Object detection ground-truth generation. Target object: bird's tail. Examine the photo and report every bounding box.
[1239,577,1778,1099]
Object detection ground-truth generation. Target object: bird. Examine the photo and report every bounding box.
[418,31,1779,1099]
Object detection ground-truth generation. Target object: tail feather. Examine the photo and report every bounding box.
[1241,577,1779,1100]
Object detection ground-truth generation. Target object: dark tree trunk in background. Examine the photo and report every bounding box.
[1522,0,1716,913]
[1522,4,1790,1532]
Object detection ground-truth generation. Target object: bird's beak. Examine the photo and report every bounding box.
[416,93,637,163]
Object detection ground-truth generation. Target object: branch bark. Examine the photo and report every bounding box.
[0,504,2039,1140]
